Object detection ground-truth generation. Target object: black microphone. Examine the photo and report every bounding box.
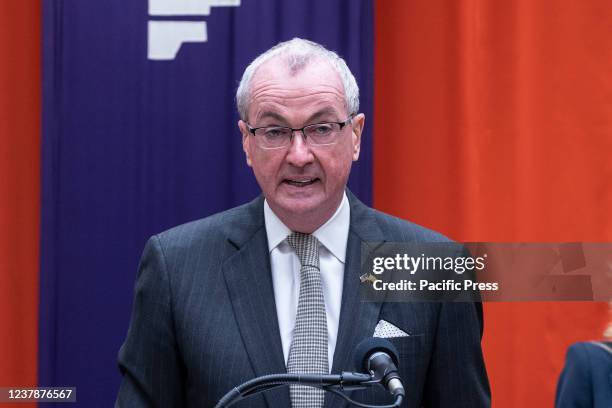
[214,338,406,408]
[353,338,405,398]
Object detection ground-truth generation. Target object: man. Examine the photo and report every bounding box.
[555,340,612,407]
[116,38,490,407]
[555,312,612,407]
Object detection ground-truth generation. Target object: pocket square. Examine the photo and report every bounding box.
[373,319,409,338]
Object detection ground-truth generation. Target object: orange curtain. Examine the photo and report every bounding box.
[0,0,40,400]
[374,1,611,406]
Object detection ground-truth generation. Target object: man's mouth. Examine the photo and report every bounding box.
[284,178,319,187]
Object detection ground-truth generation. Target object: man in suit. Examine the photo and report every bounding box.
[116,38,490,407]
[555,340,612,407]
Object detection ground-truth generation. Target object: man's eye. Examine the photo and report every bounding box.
[264,128,288,138]
[311,124,333,135]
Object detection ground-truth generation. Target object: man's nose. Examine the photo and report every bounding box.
[285,132,315,167]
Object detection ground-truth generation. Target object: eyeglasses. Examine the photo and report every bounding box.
[246,116,353,150]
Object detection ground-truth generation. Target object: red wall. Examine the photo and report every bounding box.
[0,0,41,403]
[1,1,610,406]
[374,1,611,406]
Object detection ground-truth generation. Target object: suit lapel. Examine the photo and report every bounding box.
[222,197,291,408]
[324,192,386,408]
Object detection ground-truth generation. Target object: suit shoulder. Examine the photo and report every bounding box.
[567,341,612,360]
[367,207,452,243]
[565,342,590,360]
[154,198,263,252]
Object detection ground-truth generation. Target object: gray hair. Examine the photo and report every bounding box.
[236,38,360,121]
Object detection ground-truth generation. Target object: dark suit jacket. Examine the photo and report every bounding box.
[555,341,612,408]
[116,192,490,407]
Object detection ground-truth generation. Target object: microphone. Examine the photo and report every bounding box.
[353,338,405,398]
[214,338,406,408]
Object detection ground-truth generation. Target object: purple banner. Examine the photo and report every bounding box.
[41,1,374,406]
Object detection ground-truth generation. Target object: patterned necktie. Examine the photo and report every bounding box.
[286,232,328,408]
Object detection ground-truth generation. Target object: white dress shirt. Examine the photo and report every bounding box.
[264,193,350,368]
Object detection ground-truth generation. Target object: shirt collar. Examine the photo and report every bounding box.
[264,192,350,263]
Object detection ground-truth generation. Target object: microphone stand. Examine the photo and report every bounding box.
[214,371,404,408]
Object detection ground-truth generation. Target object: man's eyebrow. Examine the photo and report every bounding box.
[256,111,288,125]
[304,108,341,124]
[256,107,341,126]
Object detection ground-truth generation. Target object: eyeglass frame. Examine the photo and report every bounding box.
[245,115,355,149]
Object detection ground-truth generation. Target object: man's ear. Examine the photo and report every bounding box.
[350,113,365,161]
[238,120,253,167]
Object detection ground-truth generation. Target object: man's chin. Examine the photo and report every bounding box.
[267,192,327,219]
[275,197,322,217]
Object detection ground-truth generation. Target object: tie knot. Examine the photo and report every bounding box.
[286,232,320,269]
